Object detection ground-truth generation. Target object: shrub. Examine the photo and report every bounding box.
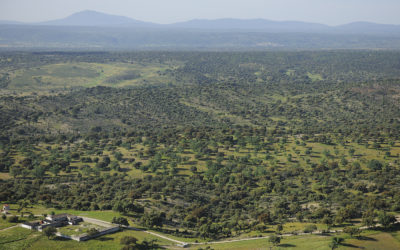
[120,236,138,245]
[304,224,317,234]
[7,216,18,223]
[87,228,99,237]
[43,226,57,239]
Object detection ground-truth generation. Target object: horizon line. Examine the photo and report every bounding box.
[2,9,400,27]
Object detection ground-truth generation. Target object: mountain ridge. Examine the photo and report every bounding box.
[38,10,158,27]
[168,18,330,33]
[2,10,399,34]
[1,10,400,50]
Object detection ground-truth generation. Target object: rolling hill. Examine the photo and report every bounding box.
[39,10,158,27]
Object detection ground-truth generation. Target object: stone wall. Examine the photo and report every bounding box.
[66,226,121,241]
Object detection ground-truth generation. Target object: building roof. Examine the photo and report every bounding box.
[49,213,69,219]
[23,221,40,226]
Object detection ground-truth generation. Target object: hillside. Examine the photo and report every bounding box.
[1,51,400,135]
[39,10,158,27]
[1,51,400,249]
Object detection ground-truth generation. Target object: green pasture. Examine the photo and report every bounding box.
[0,226,174,250]
[5,61,177,93]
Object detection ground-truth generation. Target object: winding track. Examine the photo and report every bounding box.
[0,225,18,231]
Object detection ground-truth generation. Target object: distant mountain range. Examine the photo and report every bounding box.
[170,18,331,33]
[1,10,400,50]
[38,10,157,27]
[1,10,399,34]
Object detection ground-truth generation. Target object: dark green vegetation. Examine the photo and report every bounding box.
[1,51,400,245]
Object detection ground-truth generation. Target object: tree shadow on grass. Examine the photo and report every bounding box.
[388,223,400,231]
[264,230,275,233]
[319,232,332,236]
[371,224,400,232]
[340,243,365,249]
[54,236,70,241]
[356,236,377,241]
[98,237,113,241]
[278,243,296,248]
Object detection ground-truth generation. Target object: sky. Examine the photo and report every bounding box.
[1,0,400,26]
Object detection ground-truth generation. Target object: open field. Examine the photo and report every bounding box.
[4,206,400,249]
[58,222,106,236]
[3,225,399,250]
[199,235,332,250]
[3,61,180,94]
[344,232,400,250]
[0,226,176,249]
[2,205,123,223]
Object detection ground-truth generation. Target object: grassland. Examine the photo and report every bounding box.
[307,72,324,82]
[58,222,106,237]
[3,201,399,249]
[344,232,400,250]
[2,223,400,250]
[0,219,20,230]
[195,230,400,250]
[3,204,123,223]
[0,226,40,250]
[199,235,331,250]
[3,61,179,94]
[0,226,175,250]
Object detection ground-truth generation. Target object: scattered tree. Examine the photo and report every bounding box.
[87,228,99,237]
[43,226,57,239]
[112,216,129,226]
[378,212,396,229]
[329,237,343,250]
[269,235,281,249]
[304,224,317,234]
[343,226,361,238]
[120,236,138,246]
[7,216,18,223]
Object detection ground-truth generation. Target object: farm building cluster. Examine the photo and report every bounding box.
[20,212,120,241]
[21,213,83,231]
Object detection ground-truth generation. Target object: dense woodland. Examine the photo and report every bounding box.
[1,51,400,240]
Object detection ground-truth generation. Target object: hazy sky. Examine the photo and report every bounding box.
[1,0,400,25]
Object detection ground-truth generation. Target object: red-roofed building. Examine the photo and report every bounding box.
[2,204,10,214]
